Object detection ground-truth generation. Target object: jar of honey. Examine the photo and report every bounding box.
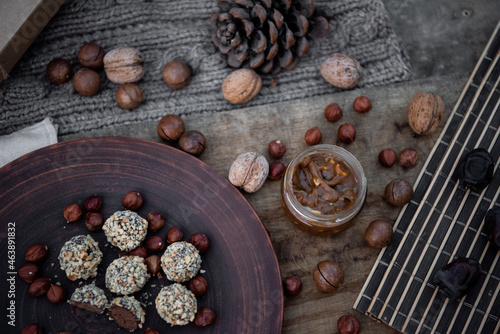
[281,144,367,234]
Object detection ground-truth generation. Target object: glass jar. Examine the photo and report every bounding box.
[281,144,367,234]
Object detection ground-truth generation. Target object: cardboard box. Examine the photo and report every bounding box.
[0,0,63,83]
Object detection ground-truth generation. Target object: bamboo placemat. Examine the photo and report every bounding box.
[354,21,500,334]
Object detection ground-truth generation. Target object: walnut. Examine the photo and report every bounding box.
[103,47,145,84]
[222,69,262,104]
[228,152,269,193]
[320,53,361,90]
[408,91,445,136]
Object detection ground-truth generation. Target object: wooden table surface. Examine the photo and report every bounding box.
[61,73,469,333]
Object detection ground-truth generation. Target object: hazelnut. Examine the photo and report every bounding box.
[324,103,343,122]
[338,123,356,144]
[47,284,66,304]
[189,276,208,296]
[72,68,100,96]
[146,211,165,232]
[145,236,165,253]
[103,47,145,84]
[189,233,209,253]
[268,161,286,180]
[337,314,361,334]
[162,60,191,90]
[399,148,419,168]
[25,243,48,262]
[166,226,184,243]
[353,96,372,113]
[284,275,303,296]
[144,329,160,334]
[408,91,445,136]
[85,212,104,231]
[305,126,322,145]
[268,140,286,159]
[129,246,148,258]
[84,194,102,212]
[116,83,143,110]
[28,277,51,297]
[378,149,397,168]
[385,178,413,206]
[222,68,262,104]
[145,255,161,275]
[46,58,73,84]
[313,260,344,292]
[179,130,207,156]
[228,152,269,193]
[194,307,216,327]
[78,42,105,69]
[157,114,185,142]
[22,324,43,334]
[58,331,73,334]
[364,219,394,249]
[122,190,143,211]
[320,53,361,90]
[17,262,40,283]
[63,203,82,222]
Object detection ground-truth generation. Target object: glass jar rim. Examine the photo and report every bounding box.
[283,144,367,226]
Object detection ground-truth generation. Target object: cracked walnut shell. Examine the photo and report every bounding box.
[228,152,269,193]
[222,69,262,104]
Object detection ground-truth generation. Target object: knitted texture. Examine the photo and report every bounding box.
[0,0,411,136]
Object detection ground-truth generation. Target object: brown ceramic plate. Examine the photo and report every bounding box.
[0,137,283,333]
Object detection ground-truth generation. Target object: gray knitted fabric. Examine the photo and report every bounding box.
[0,0,411,136]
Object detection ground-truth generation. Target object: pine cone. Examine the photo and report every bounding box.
[211,0,333,75]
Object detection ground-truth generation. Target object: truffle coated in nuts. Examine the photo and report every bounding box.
[122,191,143,211]
[385,178,413,206]
[353,96,372,113]
[105,256,149,295]
[179,130,206,156]
[103,47,145,84]
[305,127,322,145]
[108,296,146,331]
[320,53,361,89]
[338,123,356,144]
[189,233,209,254]
[408,91,445,136]
[222,68,262,104]
[73,68,100,96]
[84,194,102,212]
[25,243,48,262]
[399,148,419,168]
[146,211,165,232]
[364,219,394,249]
[268,140,286,159]
[167,227,184,243]
[157,114,185,142]
[161,241,202,282]
[47,284,66,304]
[162,60,191,89]
[378,149,397,168]
[46,58,73,84]
[313,260,344,292]
[78,42,105,69]
[58,235,103,281]
[116,83,143,110]
[155,284,197,325]
[102,210,148,251]
[337,315,361,334]
[64,203,82,222]
[324,103,343,122]
[228,152,269,193]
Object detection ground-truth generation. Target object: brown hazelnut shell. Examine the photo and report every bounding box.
[162,60,191,89]
[385,178,413,206]
[116,83,143,110]
[73,68,100,96]
[364,218,394,249]
[313,260,344,292]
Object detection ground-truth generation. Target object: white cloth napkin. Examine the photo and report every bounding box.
[0,117,58,167]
